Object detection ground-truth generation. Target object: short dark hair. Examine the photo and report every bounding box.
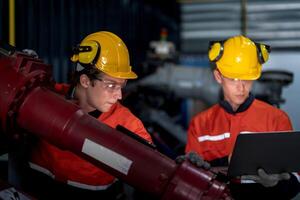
[66,65,103,99]
[72,65,103,85]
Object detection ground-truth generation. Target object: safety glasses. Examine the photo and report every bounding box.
[95,78,127,93]
[220,74,252,86]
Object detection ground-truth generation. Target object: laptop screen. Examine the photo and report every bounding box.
[227,131,300,178]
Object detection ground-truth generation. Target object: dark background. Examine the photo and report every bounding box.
[0,0,180,82]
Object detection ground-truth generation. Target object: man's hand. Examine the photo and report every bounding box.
[175,152,210,170]
[241,168,290,187]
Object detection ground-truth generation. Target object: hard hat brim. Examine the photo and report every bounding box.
[102,70,138,79]
[217,63,262,80]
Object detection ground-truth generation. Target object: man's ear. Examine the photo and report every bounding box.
[79,74,90,88]
[213,69,222,84]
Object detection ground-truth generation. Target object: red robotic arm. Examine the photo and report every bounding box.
[0,47,230,200]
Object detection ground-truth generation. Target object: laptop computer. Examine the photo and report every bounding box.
[227,131,300,178]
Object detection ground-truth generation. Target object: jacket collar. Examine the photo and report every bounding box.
[88,109,102,118]
[219,93,255,114]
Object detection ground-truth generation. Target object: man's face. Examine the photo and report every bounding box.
[85,73,127,112]
[213,70,254,110]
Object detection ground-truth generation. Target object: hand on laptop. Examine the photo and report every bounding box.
[241,168,290,187]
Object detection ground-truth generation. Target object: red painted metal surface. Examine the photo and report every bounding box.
[0,51,230,199]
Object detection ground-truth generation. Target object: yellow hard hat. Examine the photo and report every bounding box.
[208,35,270,80]
[71,31,137,79]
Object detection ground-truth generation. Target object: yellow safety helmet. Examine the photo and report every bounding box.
[71,31,137,79]
[208,35,271,80]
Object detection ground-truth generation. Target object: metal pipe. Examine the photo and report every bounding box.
[9,0,15,46]
[241,0,247,36]
[0,50,230,199]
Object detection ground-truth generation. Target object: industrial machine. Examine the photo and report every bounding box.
[0,46,231,199]
[255,70,293,108]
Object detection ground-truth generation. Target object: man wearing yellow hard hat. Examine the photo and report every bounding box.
[28,31,152,199]
[185,35,299,199]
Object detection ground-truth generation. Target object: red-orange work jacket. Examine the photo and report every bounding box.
[185,98,292,162]
[30,84,152,191]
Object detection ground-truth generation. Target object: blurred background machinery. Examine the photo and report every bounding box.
[0,0,300,199]
[0,0,299,130]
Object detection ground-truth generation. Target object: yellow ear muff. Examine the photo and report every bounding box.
[256,43,270,64]
[71,40,100,65]
[208,42,224,62]
[78,41,99,64]
[70,54,79,62]
[260,44,270,63]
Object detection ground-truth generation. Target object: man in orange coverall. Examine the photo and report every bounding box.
[185,35,300,200]
[27,31,152,200]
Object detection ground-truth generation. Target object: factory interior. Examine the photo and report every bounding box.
[1,0,300,199]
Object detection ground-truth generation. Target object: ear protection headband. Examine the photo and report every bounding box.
[208,40,225,63]
[208,40,271,64]
[71,40,101,66]
[255,43,271,64]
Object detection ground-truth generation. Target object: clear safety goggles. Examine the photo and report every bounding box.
[221,74,252,86]
[95,78,127,93]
